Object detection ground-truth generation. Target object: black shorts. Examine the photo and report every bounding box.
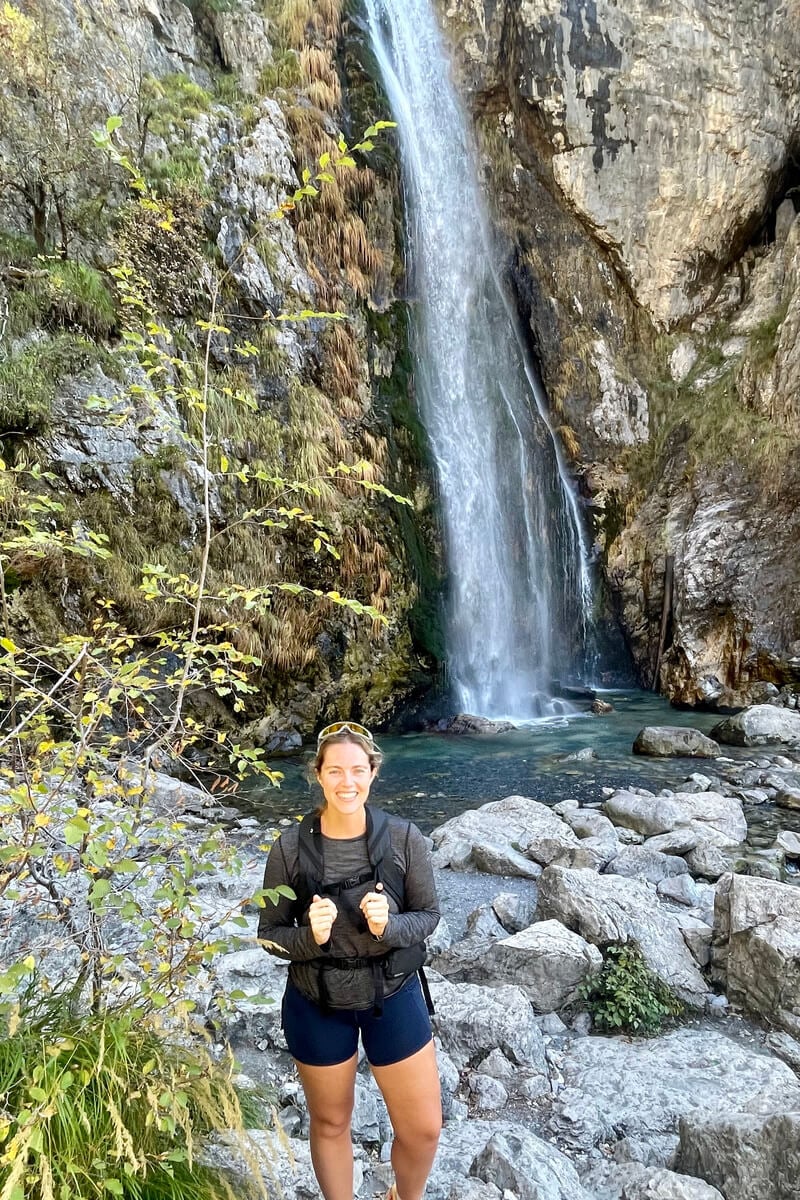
[282,974,432,1068]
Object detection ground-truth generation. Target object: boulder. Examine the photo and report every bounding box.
[431,795,575,876]
[427,974,547,1072]
[486,921,603,1012]
[580,1162,724,1200]
[472,1127,591,1200]
[712,705,800,747]
[633,727,720,758]
[428,1121,591,1200]
[536,866,708,1006]
[448,713,516,735]
[433,921,601,1012]
[492,890,536,933]
[677,1110,800,1200]
[712,873,800,1034]
[604,790,746,845]
[548,1028,800,1154]
[606,846,689,886]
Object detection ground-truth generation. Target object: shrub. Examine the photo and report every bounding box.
[0,992,269,1200]
[578,942,684,1036]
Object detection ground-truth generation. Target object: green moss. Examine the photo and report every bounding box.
[0,334,117,438]
[141,73,214,198]
[258,50,302,95]
[1,241,117,339]
[368,303,445,663]
[629,312,794,490]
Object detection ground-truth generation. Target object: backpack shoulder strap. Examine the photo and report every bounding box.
[294,812,324,913]
[366,805,407,910]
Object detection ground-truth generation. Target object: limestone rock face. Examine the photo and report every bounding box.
[437,0,800,706]
[441,0,800,328]
[712,873,800,1035]
[677,1111,800,1200]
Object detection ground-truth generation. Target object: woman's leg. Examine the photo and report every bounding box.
[296,1054,359,1200]
[371,1041,442,1200]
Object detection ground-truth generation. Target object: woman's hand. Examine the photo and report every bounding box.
[308,894,338,946]
[360,883,389,938]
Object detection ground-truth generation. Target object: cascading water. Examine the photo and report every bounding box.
[363,0,594,720]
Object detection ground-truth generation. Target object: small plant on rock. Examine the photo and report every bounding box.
[577,942,684,1036]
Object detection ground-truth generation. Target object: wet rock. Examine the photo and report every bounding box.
[776,830,800,858]
[447,713,516,735]
[712,705,800,747]
[677,1110,800,1200]
[633,727,720,758]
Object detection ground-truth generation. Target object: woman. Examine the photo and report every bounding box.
[258,722,442,1200]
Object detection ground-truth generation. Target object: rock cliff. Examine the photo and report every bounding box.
[436,0,800,704]
[0,0,442,736]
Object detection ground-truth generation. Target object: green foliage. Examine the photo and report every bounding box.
[0,115,406,1017]
[0,992,269,1200]
[140,74,214,197]
[6,258,117,338]
[258,50,302,96]
[0,334,114,437]
[629,314,794,490]
[578,943,684,1036]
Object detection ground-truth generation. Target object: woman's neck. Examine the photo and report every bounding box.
[320,807,367,839]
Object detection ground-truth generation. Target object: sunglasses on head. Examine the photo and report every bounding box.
[316,721,375,746]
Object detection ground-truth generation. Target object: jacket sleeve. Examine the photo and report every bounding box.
[256,834,326,962]
[380,823,440,949]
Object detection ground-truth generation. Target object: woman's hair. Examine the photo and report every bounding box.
[309,728,383,788]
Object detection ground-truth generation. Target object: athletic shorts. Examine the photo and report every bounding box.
[281,973,432,1068]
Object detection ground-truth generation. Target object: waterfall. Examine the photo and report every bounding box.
[363,0,594,720]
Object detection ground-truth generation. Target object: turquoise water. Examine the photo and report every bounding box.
[239,692,800,854]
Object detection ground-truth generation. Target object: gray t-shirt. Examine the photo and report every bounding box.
[257,812,440,1009]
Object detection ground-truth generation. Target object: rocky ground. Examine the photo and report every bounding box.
[5,703,800,1200]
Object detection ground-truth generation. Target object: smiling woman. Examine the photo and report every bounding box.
[257,725,442,1200]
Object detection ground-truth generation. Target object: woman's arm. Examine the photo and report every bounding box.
[379,823,440,949]
[256,835,327,962]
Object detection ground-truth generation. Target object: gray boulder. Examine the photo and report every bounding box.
[580,1162,724,1200]
[427,974,547,1071]
[633,727,720,758]
[428,1122,591,1200]
[604,789,746,845]
[712,873,800,1035]
[677,1110,800,1200]
[712,704,800,747]
[536,866,707,1006]
[548,1028,800,1154]
[473,1127,591,1200]
[431,795,575,876]
[606,846,689,886]
[486,921,602,1012]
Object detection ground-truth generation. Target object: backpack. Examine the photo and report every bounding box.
[292,805,434,1016]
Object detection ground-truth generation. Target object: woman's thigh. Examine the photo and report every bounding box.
[296,1054,359,1132]
[358,976,432,1068]
[282,980,360,1066]
[370,1040,442,1140]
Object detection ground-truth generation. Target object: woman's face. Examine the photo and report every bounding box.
[316,739,376,821]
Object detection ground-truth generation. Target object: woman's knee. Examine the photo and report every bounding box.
[308,1105,354,1141]
[395,1108,442,1149]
